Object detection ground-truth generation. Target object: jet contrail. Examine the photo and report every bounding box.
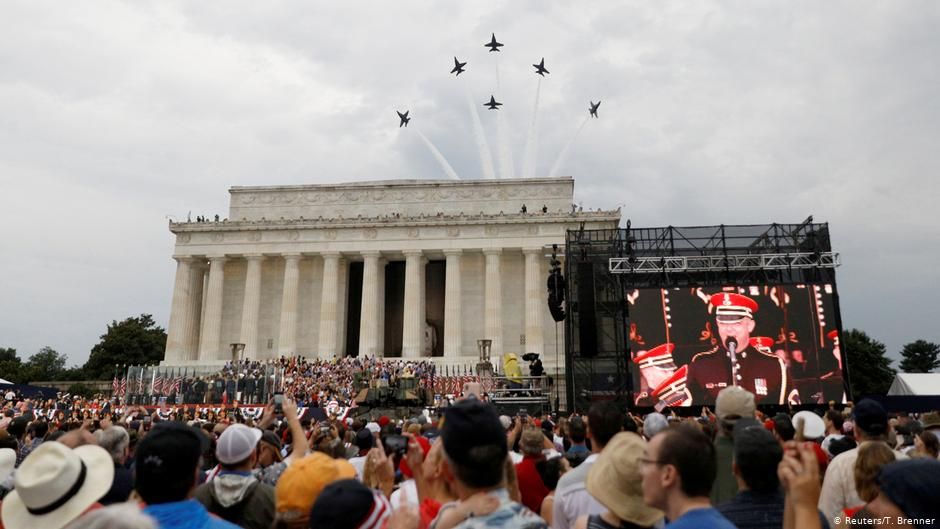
[492,54,514,178]
[415,128,461,180]
[496,107,515,179]
[522,77,541,178]
[464,83,496,180]
[549,115,590,177]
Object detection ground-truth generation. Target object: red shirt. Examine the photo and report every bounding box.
[515,455,550,514]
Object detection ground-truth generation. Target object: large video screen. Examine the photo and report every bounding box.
[629,284,847,407]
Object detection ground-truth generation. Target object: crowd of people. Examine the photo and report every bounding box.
[2,383,939,529]
[119,357,488,407]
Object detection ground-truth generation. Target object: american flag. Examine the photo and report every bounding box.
[112,370,120,396]
[120,374,127,396]
[153,370,164,395]
[172,369,183,395]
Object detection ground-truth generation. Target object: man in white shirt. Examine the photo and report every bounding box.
[820,409,845,456]
[818,399,907,521]
[551,402,623,529]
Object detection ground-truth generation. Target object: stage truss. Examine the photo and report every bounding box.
[563,217,847,411]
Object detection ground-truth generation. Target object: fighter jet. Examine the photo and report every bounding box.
[485,33,504,52]
[451,57,467,76]
[397,110,410,127]
[533,58,549,76]
[589,101,601,118]
[484,95,502,110]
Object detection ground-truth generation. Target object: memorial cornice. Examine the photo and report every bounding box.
[169,209,621,234]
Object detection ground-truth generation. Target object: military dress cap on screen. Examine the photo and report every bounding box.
[710,292,759,322]
[749,336,775,350]
[633,343,676,370]
[651,364,691,406]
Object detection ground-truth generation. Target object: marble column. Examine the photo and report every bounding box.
[524,248,545,357]
[184,262,206,361]
[359,251,382,357]
[198,256,227,360]
[402,250,425,358]
[484,249,503,357]
[318,253,341,360]
[239,255,264,358]
[165,257,193,362]
[277,254,302,356]
[443,250,463,358]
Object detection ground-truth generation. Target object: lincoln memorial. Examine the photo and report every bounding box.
[162,177,620,367]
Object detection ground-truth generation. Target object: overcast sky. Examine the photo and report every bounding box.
[1,1,937,368]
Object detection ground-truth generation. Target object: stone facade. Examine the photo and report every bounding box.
[163,177,620,368]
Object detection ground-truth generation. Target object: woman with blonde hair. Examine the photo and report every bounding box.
[838,442,895,527]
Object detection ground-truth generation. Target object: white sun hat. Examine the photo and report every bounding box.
[1,442,114,529]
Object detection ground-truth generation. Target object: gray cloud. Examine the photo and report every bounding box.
[0,1,937,366]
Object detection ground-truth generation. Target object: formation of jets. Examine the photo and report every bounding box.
[589,101,601,118]
[485,33,503,52]
[451,57,467,76]
[533,58,549,77]
[396,34,602,126]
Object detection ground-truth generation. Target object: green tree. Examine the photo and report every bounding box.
[0,347,25,383]
[26,346,67,381]
[0,347,17,363]
[83,314,167,379]
[844,329,896,397]
[898,340,940,373]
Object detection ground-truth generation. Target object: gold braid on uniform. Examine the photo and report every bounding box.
[690,345,720,363]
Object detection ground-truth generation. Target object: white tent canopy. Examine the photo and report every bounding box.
[0,378,12,385]
[887,373,940,396]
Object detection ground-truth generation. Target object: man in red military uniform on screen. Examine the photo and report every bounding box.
[687,292,791,405]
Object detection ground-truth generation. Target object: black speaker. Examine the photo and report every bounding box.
[547,265,566,322]
[576,262,597,357]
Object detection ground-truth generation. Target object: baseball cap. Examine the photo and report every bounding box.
[308,479,392,529]
[365,422,381,434]
[877,459,940,525]
[643,413,669,439]
[216,424,262,465]
[716,386,756,420]
[134,422,208,504]
[793,411,826,439]
[853,399,888,436]
[442,399,507,467]
[499,415,512,431]
[260,430,282,451]
[275,452,357,514]
[355,429,375,451]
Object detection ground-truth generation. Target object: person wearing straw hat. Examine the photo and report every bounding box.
[1,441,114,529]
[575,432,663,529]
